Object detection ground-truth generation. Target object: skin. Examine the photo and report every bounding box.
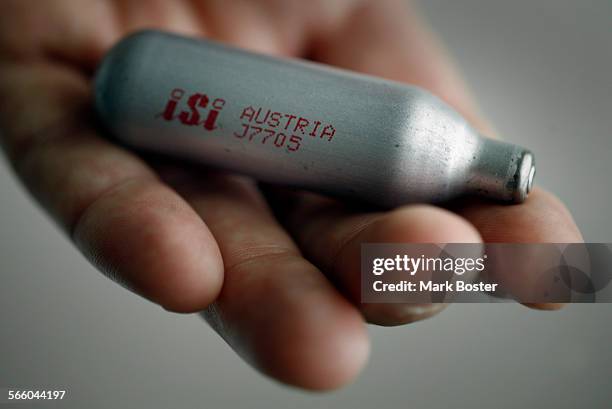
[0,0,583,390]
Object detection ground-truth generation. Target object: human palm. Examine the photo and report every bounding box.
[0,0,582,390]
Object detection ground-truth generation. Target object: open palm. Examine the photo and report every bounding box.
[0,0,582,390]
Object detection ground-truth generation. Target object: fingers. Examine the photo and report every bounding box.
[453,188,582,243]
[0,0,118,69]
[267,190,481,325]
[73,176,224,313]
[194,0,356,55]
[164,1,367,389]
[268,0,583,315]
[2,1,370,389]
[164,170,368,390]
[451,188,582,309]
[309,0,492,131]
[0,0,209,70]
[0,61,223,312]
[260,0,484,325]
[0,0,265,313]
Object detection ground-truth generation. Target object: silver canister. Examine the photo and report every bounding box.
[94,30,535,207]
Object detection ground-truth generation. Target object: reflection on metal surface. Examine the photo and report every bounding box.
[95,30,535,206]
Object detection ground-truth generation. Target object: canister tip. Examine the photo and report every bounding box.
[512,151,535,203]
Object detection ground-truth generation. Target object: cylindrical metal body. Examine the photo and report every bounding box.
[94,30,535,206]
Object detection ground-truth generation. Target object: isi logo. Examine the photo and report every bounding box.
[157,88,226,131]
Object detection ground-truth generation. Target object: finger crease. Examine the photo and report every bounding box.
[223,246,301,278]
[69,173,159,240]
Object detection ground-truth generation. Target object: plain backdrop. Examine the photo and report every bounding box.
[1,1,611,408]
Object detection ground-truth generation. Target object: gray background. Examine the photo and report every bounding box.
[1,0,611,408]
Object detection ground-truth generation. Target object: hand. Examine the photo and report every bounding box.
[0,0,582,390]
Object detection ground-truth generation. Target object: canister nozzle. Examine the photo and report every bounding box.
[468,137,535,203]
[512,151,535,203]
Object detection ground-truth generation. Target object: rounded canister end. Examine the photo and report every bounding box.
[512,151,535,203]
[468,138,536,204]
